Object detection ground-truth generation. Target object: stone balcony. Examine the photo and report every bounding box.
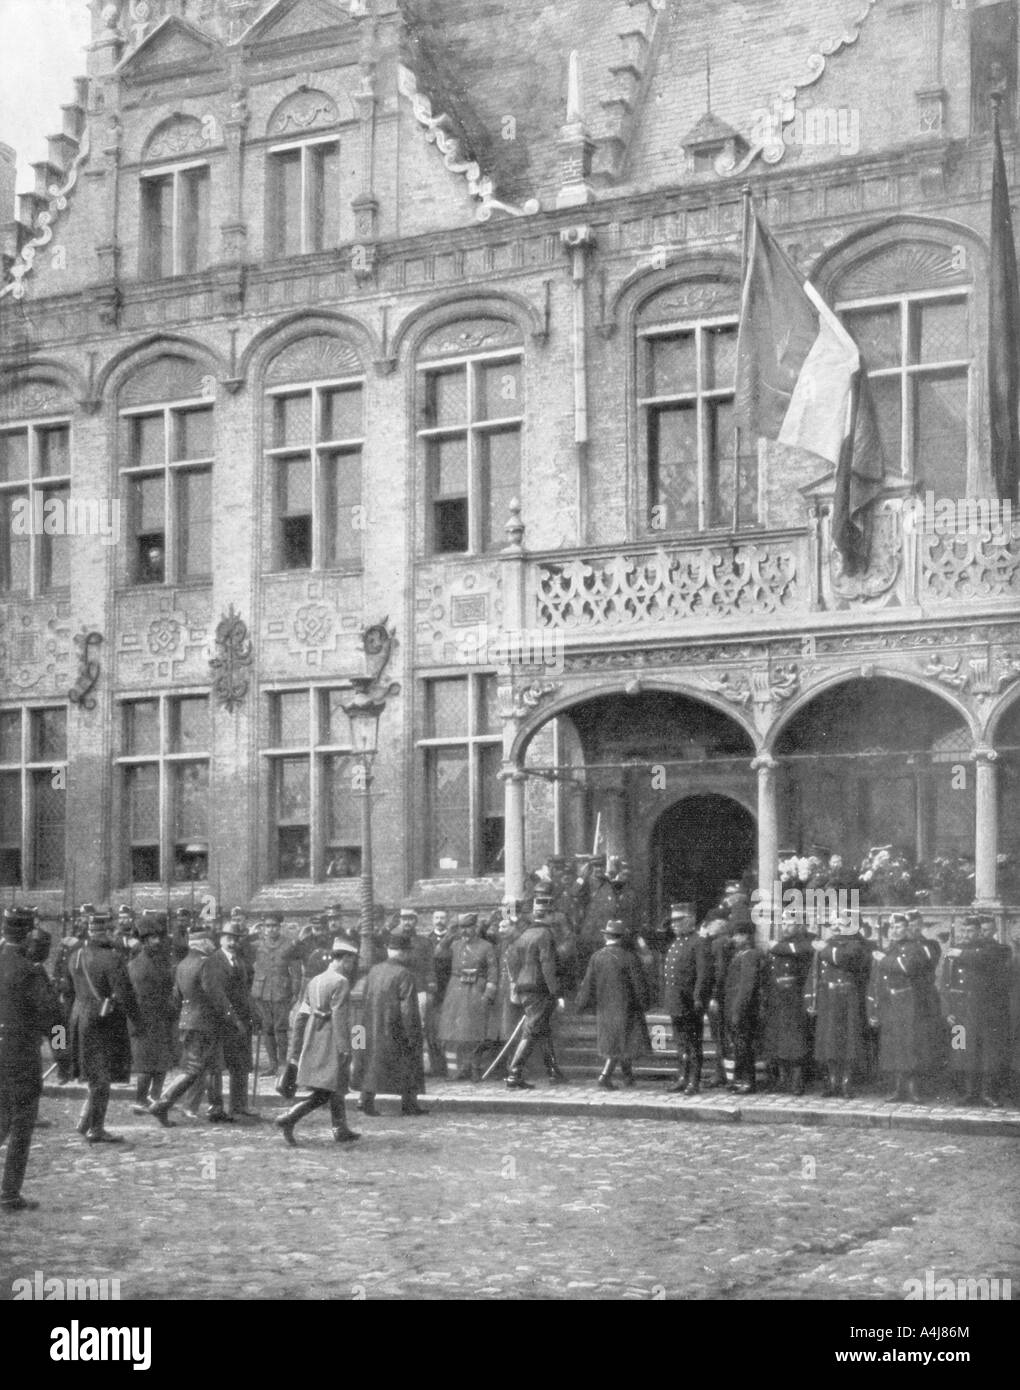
[523,498,1020,643]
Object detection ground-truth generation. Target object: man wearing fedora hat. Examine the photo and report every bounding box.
[68,909,140,1143]
[1,907,61,1211]
[203,918,259,1122]
[275,937,361,1145]
[575,920,651,1089]
[127,913,176,1115]
[359,923,426,1117]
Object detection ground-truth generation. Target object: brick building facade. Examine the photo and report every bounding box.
[1,0,1019,933]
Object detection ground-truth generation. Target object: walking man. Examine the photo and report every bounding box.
[1,908,60,1211]
[275,938,361,1145]
[504,900,564,1090]
[574,920,651,1090]
[127,912,176,1114]
[69,909,140,1143]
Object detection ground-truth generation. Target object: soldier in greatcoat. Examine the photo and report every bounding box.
[127,913,177,1113]
[68,910,140,1143]
[504,904,564,1089]
[438,913,500,1081]
[52,909,87,1083]
[359,924,426,1117]
[978,916,1012,1101]
[203,920,259,1121]
[806,912,873,1099]
[662,905,711,1096]
[493,905,525,1075]
[574,920,651,1090]
[906,909,947,1094]
[761,908,814,1095]
[867,912,931,1103]
[724,921,763,1094]
[275,938,361,1145]
[1,908,61,1211]
[940,916,1010,1107]
[415,910,454,1078]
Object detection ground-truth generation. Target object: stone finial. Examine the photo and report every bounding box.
[505,498,525,549]
[566,49,584,127]
[557,50,595,209]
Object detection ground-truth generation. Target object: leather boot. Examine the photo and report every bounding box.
[88,1093,123,1144]
[506,1037,536,1090]
[332,1123,361,1143]
[597,1061,617,1091]
[684,1062,702,1097]
[359,1092,380,1116]
[619,1060,636,1089]
[275,1094,321,1146]
[76,1099,92,1136]
[790,1065,805,1097]
[666,1054,688,1095]
[542,1045,567,1084]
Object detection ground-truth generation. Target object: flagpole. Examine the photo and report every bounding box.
[732,185,754,532]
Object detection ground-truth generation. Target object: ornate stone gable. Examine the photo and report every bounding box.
[117,15,223,84]
[242,0,358,56]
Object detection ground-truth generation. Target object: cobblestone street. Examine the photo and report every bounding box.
[2,1093,1017,1301]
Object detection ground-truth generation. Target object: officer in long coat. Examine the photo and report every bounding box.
[761,909,814,1095]
[203,920,258,1121]
[69,910,140,1143]
[574,921,651,1090]
[907,909,946,1092]
[807,912,873,1098]
[275,938,360,1145]
[494,906,525,1067]
[250,913,296,1074]
[704,914,733,1088]
[359,924,426,1117]
[504,906,564,1089]
[127,913,177,1113]
[939,916,1009,1107]
[724,921,763,1094]
[1,908,61,1211]
[416,910,454,1078]
[52,910,87,1083]
[662,905,712,1096]
[148,922,247,1127]
[438,914,500,1081]
[867,913,930,1103]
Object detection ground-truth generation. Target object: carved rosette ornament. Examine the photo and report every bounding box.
[68,630,103,711]
[210,605,254,713]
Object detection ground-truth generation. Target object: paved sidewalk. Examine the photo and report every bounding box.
[44,1076,1020,1138]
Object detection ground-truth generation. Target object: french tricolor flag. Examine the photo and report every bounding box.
[735,210,886,573]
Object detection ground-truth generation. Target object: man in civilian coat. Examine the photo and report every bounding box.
[438,913,500,1081]
[724,921,764,1094]
[148,921,247,1128]
[1,908,61,1211]
[359,924,426,1117]
[867,912,930,1104]
[574,920,651,1090]
[128,912,177,1114]
[662,904,711,1096]
[416,910,454,1078]
[806,912,873,1099]
[761,907,814,1095]
[68,910,140,1143]
[203,920,259,1121]
[275,938,360,1145]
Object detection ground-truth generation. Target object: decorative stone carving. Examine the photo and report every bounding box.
[397,63,540,223]
[415,561,504,666]
[637,281,738,327]
[144,115,212,163]
[0,381,68,422]
[837,241,968,299]
[1,123,91,304]
[419,318,522,359]
[536,543,802,631]
[0,603,73,694]
[68,630,104,711]
[264,335,362,387]
[921,534,1020,604]
[268,89,341,137]
[261,576,364,672]
[117,591,211,683]
[147,615,181,657]
[923,651,1020,705]
[701,664,801,713]
[210,605,253,714]
[828,510,902,606]
[119,355,212,408]
[497,678,561,722]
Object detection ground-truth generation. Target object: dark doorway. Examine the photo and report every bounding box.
[650,794,757,925]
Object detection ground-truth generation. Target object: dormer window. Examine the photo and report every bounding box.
[141,161,210,279]
[267,137,340,257]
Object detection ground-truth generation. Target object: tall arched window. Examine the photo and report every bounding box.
[636,278,752,533]
[265,90,344,258]
[118,356,215,586]
[416,317,524,555]
[139,117,216,280]
[830,236,974,497]
[262,335,365,572]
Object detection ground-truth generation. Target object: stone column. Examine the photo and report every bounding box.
[500,766,528,905]
[753,754,780,941]
[972,747,1000,905]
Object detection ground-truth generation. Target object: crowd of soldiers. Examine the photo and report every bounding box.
[1,851,1019,1212]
